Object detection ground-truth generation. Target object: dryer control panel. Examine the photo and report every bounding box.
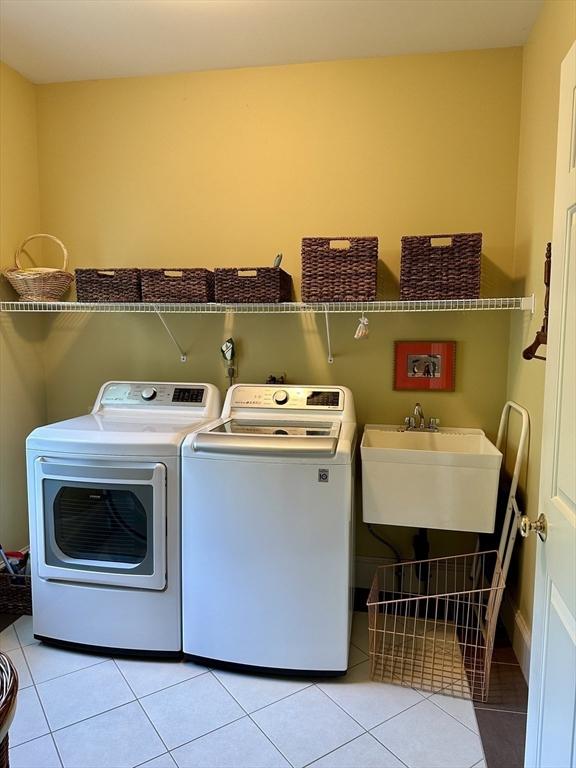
[230,386,344,411]
[99,382,206,407]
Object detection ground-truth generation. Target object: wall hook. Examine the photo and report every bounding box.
[522,242,551,361]
[154,308,187,363]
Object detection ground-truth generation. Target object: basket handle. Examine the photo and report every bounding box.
[328,239,351,251]
[163,270,183,278]
[428,235,454,248]
[15,233,69,271]
[236,269,258,278]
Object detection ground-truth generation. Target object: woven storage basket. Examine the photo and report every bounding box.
[301,237,378,302]
[0,653,18,768]
[400,233,482,300]
[3,233,73,301]
[75,268,141,302]
[141,268,214,303]
[0,574,32,616]
[214,267,293,303]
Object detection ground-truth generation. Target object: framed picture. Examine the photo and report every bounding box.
[394,341,456,391]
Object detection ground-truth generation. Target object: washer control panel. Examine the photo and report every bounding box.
[100,382,206,407]
[231,386,343,411]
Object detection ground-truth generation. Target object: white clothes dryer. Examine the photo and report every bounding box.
[26,381,221,656]
[181,384,356,675]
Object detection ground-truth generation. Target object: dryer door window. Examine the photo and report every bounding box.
[35,460,167,590]
[51,485,150,566]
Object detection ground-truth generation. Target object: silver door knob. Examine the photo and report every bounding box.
[519,513,547,542]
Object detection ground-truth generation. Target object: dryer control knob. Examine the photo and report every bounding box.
[141,387,157,401]
[273,389,289,405]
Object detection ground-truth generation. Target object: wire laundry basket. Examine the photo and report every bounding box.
[367,550,505,702]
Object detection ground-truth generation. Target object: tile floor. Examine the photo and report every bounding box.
[1,613,487,768]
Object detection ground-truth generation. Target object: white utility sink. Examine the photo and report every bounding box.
[361,425,502,533]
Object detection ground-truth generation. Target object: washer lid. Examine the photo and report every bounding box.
[192,418,340,457]
[26,412,215,456]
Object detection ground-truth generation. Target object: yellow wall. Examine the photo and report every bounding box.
[0,62,45,549]
[0,48,523,558]
[505,0,576,639]
[31,49,523,559]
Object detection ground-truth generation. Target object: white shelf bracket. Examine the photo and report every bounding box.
[154,308,187,363]
[324,306,334,364]
[523,293,536,314]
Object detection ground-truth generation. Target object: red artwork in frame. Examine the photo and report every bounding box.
[394,341,456,391]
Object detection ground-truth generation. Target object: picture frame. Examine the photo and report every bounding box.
[394,341,456,391]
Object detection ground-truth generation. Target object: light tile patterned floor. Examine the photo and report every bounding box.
[4,614,486,768]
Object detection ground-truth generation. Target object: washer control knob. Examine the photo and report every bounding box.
[141,387,157,401]
[273,389,289,405]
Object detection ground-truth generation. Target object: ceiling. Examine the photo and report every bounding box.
[0,0,542,85]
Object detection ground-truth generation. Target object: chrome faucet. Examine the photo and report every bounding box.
[413,402,425,430]
[401,403,440,432]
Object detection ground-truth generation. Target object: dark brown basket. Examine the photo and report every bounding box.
[400,233,482,300]
[141,268,214,303]
[301,237,378,302]
[0,653,18,768]
[0,574,32,616]
[214,267,293,303]
[75,268,141,302]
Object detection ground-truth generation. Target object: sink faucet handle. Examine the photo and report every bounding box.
[428,417,440,430]
[404,416,415,430]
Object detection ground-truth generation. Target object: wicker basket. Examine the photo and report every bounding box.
[214,267,293,303]
[141,268,214,303]
[400,233,482,300]
[0,574,32,616]
[3,233,73,301]
[301,237,378,302]
[0,653,18,768]
[75,268,141,302]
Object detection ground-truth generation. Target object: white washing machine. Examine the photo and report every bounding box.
[26,381,221,656]
[181,384,356,674]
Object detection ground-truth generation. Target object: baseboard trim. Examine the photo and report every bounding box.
[501,593,531,682]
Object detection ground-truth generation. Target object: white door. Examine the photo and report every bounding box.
[524,42,576,768]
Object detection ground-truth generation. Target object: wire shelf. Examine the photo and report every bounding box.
[0,296,534,314]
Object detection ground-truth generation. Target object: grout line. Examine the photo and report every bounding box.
[208,669,296,768]
[112,658,172,757]
[45,699,140,737]
[12,616,36,648]
[236,680,316,715]
[310,684,368,733]
[15,646,64,768]
[7,732,63,767]
[133,751,175,768]
[124,666,211,702]
[365,731,411,768]
[23,648,111,687]
[427,695,482,737]
[301,733,371,768]
[304,731,411,768]
[366,695,431,733]
[473,705,528,715]
[29,656,111,687]
[168,714,247,758]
